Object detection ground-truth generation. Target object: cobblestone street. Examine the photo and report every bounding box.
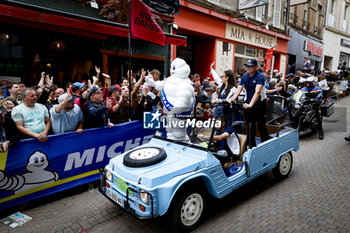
[1,97,350,233]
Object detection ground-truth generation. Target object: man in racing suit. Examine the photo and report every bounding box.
[300,77,324,139]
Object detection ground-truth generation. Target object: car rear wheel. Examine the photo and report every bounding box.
[171,188,207,232]
[123,147,167,168]
[273,152,293,179]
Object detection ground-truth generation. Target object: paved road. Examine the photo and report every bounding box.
[1,97,350,233]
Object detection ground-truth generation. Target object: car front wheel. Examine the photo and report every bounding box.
[171,188,207,232]
[273,152,293,179]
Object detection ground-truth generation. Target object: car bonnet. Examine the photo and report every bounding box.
[108,137,209,188]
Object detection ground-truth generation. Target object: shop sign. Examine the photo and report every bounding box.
[304,40,323,57]
[225,22,276,49]
[340,39,350,48]
[239,0,269,10]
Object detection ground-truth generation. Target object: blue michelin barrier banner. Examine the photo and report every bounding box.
[0,120,154,210]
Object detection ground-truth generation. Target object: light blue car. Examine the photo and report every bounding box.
[99,119,299,231]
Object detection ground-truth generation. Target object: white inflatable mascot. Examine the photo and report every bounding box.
[146,58,195,140]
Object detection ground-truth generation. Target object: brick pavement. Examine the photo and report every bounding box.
[0,97,350,233]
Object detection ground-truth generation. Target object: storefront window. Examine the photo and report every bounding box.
[339,52,350,67]
[245,46,256,57]
[0,33,24,80]
[234,44,263,75]
[235,44,245,55]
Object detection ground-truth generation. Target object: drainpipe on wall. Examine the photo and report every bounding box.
[285,0,290,34]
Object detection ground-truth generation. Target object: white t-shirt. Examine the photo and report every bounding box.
[12,103,49,134]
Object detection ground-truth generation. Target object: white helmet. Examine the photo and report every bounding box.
[306,77,315,83]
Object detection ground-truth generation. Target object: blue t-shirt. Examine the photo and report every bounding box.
[216,126,236,156]
[50,104,84,134]
[240,71,266,103]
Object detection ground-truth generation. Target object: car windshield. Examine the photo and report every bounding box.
[154,104,219,150]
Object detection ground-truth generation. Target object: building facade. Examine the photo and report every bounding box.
[172,0,290,78]
[288,0,327,72]
[323,0,350,70]
[0,0,185,86]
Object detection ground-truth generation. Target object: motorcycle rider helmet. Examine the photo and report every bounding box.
[306,77,315,83]
[305,76,315,89]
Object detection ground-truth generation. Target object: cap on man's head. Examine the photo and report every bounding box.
[89,86,102,97]
[245,59,258,66]
[109,85,122,93]
[58,93,74,104]
[273,69,279,73]
[205,85,215,92]
[72,82,85,89]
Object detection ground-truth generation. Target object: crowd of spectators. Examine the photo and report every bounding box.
[0,58,349,152]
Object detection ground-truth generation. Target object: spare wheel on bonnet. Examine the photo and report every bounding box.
[123,147,167,167]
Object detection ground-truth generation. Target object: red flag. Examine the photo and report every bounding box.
[131,0,166,46]
[265,47,274,59]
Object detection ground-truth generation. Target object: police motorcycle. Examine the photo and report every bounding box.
[267,77,332,137]
[287,89,323,133]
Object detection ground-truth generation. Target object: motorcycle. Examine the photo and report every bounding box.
[286,90,323,132]
[267,90,324,133]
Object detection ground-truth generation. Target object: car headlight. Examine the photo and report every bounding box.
[139,190,149,204]
[106,170,112,182]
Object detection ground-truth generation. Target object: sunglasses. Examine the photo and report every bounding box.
[246,65,254,68]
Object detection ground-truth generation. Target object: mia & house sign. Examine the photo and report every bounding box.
[225,22,276,49]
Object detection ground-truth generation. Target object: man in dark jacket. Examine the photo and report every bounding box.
[84,86,114,129]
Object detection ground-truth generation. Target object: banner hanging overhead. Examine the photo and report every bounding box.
[131,0,166,46]
[265,47,274,59]
[239,0,269,10]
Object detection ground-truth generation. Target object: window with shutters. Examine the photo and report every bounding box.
[273,0,281,28]
[256,6,263,22]
[330,0,335,14]
[328,14,334,27]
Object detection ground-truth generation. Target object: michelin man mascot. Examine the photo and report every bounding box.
[146,58,195,141]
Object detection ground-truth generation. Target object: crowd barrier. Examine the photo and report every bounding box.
[0,121,154,210]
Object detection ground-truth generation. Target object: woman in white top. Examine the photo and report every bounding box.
[210,62,237,126]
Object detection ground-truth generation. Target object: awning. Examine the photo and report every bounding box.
[0,1,186,46]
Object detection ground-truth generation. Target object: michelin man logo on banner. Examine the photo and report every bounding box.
[145,58,195,140]
[0,151,59,194]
